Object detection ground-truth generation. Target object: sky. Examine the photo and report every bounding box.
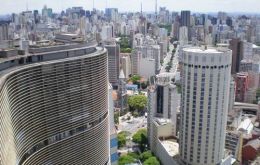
[0,0,260,15]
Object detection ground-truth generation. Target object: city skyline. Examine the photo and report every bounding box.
[0,0,260,15]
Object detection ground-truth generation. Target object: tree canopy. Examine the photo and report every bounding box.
[119,155,135,165]
[128,95,148,111]
[118,132,127,148]
[121,48,132,53]
[132,128,148,152]
[140,151,153,162]
[143,157,160,165]
[130,75,141,84]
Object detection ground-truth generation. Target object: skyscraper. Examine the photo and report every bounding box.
[147,74,180,165]
[0,34,109,165]
[229,38,243,74]
[0,22,9,41]
[180,10,191,27]
[104,40,120,87]
[179,47,232,165]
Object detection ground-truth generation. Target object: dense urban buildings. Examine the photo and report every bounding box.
[0,1,260,165]
[179,47,232,165]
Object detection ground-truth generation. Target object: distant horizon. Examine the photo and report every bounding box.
[1,10,260,17]
[0,0,260,15]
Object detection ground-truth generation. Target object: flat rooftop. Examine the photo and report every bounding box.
[183,47,230,54]
[154,117,172,126]
[160,139,179,157]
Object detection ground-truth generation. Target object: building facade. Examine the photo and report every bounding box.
[0,39,110,165]
[181,11,191,27]
[229,38,243,74]
[235,72,249,102]
[148,74,180,165]
[104,40,120,87]
[179,47,232,165]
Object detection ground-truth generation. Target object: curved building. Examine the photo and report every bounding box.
[0,38,109,165]
[179,47,232,165]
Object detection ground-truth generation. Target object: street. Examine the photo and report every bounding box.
[160,43,179,75]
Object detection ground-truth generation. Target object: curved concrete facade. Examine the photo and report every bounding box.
[0,45,109,165]
[179,47,232,165]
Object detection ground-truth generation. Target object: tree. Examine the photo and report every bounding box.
[118,132,127,148]
[143,157,160,165]
[132,128,148,152]
[119,155,135,165]
[114,112,119,124]
[132,111,139,118]
[128,95,148,111]
[121,48,132,53]
[127,152,139,159]
[130,75,141,84]
[140,151,153,162]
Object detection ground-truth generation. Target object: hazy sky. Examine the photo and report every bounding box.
[0,0,260,14]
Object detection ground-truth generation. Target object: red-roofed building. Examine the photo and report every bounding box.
[242,138,260,162]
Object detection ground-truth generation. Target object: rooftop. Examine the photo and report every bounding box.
[154,117,172,126]
[237,118,254,134]
[160,139,179,157]
[183,46,230,54]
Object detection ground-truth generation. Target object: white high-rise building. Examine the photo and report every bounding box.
[120,55,132,78]
[147,74,180,165]
[101,25,113,41]
[179,26,189,46]
[132,44,161,78]
[179,47,232,165]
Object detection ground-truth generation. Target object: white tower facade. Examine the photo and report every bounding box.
[179,47,232,165]
[179,26,189,46]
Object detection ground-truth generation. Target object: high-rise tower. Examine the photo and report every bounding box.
[180,10,191,27]
[0,34,109,165]
[179,47,232,165]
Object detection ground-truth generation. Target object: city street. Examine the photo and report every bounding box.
[160,43,179,75]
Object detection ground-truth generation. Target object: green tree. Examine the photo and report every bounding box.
[130,75,141,84]
[121,48,132,53]
[118,132,127,148]
[132,128,148,152]
[114,112,119,124]
[143,157,160,165]
[127,152,139,159]
[119,155,135,165]
[128,95,148,111]
[132,111,139,118]
[140,151,153,162]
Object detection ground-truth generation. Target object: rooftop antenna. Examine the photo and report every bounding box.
[93,0,95,10]
[106,0,108,8]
